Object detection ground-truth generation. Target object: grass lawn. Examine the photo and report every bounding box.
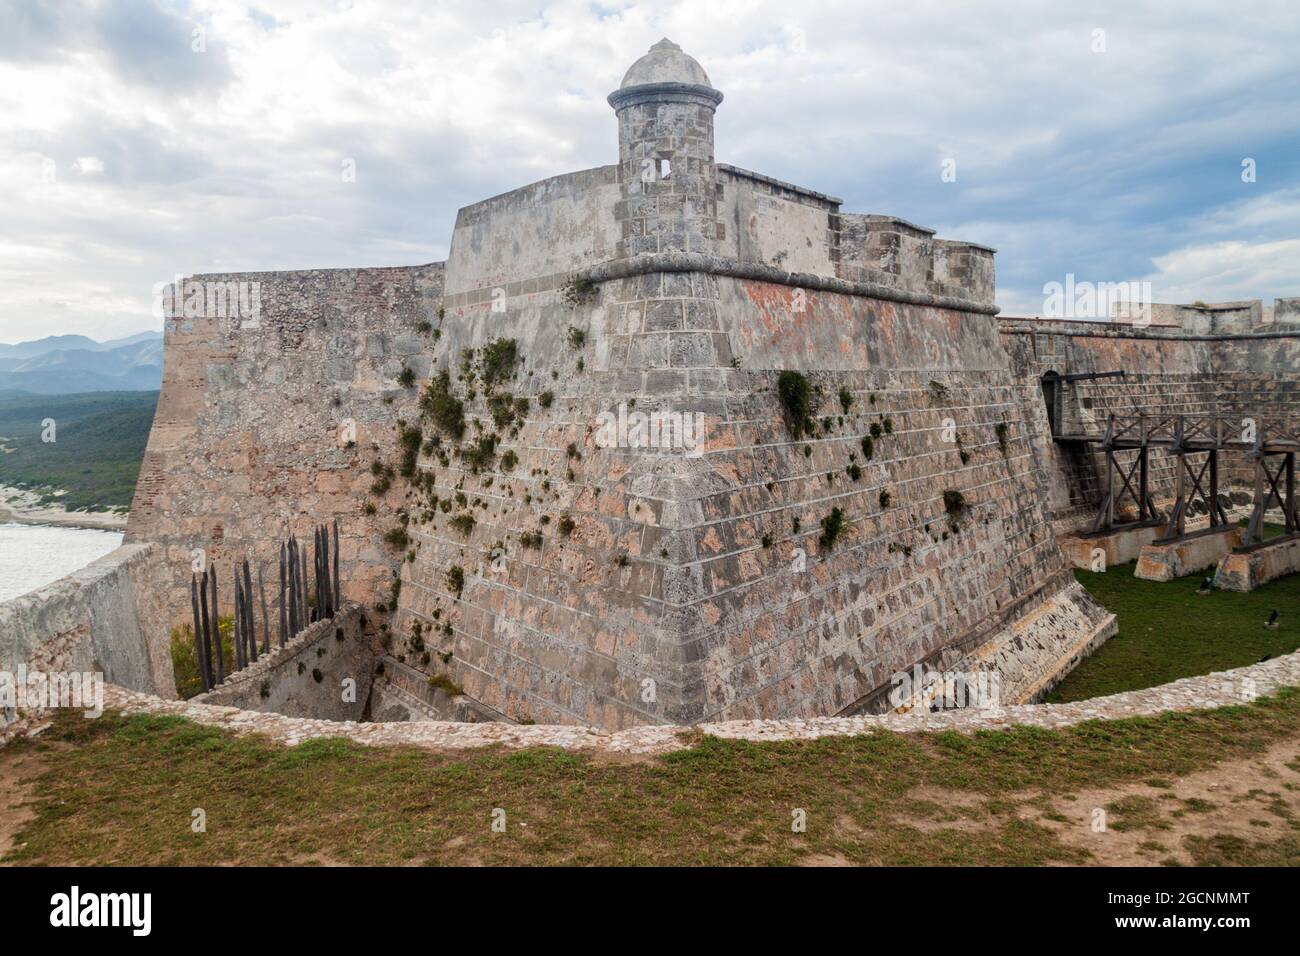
[1049,563,1300,703]
[3,693,1299,866]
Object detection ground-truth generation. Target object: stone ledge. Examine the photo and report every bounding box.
[586,253,1000,315]
[1136,526,1242,582]
[90,648,1300,757]
[1215,536,1300,591]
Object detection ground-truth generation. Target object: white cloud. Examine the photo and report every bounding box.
[0,0,1297,343]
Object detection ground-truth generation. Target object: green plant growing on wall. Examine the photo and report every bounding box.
[520,530,543,549]
[538,390,554,408]
[479,338,519,389]
[461,433,498,472]
[500,449,518,471]
[777,370,814,437]
[428,673,464,696]
[566,326,587,348]
[839,387,853,413]
[398,366,417,388]
[420,370,465,439]
[995,421,1010,455]
[846,462,862,481]
[169,617,235,700]
[928,380,949,402]
[879,489,892,508]
[562,276,598,308]
[398,425,423,477]
[869,422,882,439]
[861,435,874,460]
[943,489,967,521]
[883,417,894,434]
[383,527,409,550]
[557,514,575,536]
[446,565,464,597]
[450,512,476,536]
[819,507,847,549]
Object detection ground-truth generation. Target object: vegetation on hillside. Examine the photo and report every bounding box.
[0,390,157,511]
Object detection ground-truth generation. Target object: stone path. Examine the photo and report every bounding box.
[93,647,1300,757]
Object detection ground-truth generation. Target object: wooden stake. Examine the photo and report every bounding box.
[190,575,208,691]
[279,542,288,647]
[258,562,270,655]
[210,565,223,684]
[243,559,257,664]
[233,566,245,671]
[333,520,341,612]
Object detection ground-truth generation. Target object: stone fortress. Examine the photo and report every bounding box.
[5,40,1300,733]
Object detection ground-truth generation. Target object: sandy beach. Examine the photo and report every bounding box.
[0,485,128,531]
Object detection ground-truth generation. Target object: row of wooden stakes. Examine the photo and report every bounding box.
[188,522,342,693]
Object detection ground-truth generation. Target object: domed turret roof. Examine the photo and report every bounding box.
[619,38,713,90]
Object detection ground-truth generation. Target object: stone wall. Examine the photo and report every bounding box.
[998,318,1300,527]
[193,603,376,719]
[0,544,174,709]
[126,264,445,630]
[444,166,621,296]
[98,643,1300,755]
[391,263,1111,729]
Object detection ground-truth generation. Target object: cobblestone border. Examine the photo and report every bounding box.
[91,648,1300,757]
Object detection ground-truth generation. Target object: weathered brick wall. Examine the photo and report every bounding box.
[999,319,1300,527]
[193,604,375,718]
[126,264,445,632]
[392,269,1106,728]
[0,543,173,709]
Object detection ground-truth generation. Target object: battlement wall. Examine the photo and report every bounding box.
[999,317,1300,526]
[391,265,1106,728]
[0,544,173,715]
[127,263,445,632]
[445,166,621,296]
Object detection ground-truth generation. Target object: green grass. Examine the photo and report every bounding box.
[5,690,1300,866]
[1048,562,1300,702]
[0,391,156,510]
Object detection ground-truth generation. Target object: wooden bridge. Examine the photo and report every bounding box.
[1052,411,1300,550]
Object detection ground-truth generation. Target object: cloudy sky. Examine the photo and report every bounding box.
[1,0,1297,343]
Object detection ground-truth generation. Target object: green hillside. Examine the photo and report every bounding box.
[0,390,158,511]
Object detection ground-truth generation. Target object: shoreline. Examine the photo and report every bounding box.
[0,486,128,532]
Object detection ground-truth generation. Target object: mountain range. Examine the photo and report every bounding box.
[0,330,163,394]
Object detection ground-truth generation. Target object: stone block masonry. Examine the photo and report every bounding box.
[1,543,173,736]
[1214,537,1300,592]
[69,39,1299,733]
[127,264,445,636]
[392,259,1113,728]
[194,603,377,720]
[999,318,1300,529]
[97,644,1300,756]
